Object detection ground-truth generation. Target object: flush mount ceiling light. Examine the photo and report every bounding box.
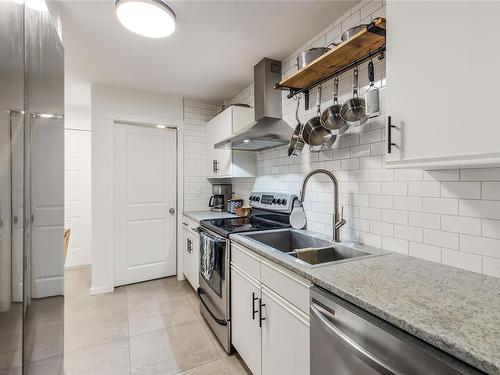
[115,0,176,38]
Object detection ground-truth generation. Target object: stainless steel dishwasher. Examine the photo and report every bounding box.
[310,287,484,375]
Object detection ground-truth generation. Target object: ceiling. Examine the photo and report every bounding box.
[57,0,355,103]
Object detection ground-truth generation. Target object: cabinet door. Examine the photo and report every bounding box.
[261,286,309,375]
[206,108,232,177]
[231,106,254,135]
[386,2,500,168]
[231,266,261,375]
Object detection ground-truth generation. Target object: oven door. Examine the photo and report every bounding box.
[198,227,229,317]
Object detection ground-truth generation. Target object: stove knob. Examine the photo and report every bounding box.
[272,198,277,204]
[256,197,260,202]
[276,199,282,205]
[282,199,287,205]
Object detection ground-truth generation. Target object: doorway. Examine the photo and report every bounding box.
[113,122,177,286]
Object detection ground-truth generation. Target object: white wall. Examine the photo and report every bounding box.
[228,1,500,278]
[91,85,183,294]
[65,104,92,267]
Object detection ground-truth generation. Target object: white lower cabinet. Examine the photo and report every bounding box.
[231,244,311,375]
[231,266,262,375]
[261,286,310,375]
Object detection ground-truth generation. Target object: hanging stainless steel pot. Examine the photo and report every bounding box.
[320,76,349,135]
[302,86,336,147]
[288,96,305,157]
[340,66,368,127]
[297,43,337,70]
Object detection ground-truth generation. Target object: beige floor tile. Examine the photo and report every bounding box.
[129,321,220,375]
[25,355,63,375]
[177,359,230,375]
[64,339,130,375]
[127,277,190,307]
[65,310,128,352]
[64,266,91,282]
[128,295,199,336]
[65,287,127,317]
[0,350,22,371]
[24,321,64,362]
[223,356,251,375]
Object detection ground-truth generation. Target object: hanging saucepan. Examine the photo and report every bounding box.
[320,76,349,135]
[340,66,368,127]
[288,95,305,157]
[302,86,336,147]
[297,43,337,70]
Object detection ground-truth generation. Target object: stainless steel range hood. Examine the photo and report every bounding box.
[215,58,293,151]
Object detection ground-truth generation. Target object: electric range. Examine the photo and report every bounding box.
[197,192,297,353]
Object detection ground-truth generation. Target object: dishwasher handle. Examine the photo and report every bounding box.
[311,304,400,375]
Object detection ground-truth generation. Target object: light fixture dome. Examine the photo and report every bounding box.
[115,0,176,38]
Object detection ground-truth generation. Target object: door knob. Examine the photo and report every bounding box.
[169,208,175,214]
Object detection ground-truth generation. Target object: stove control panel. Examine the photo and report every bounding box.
[249,192,297,213]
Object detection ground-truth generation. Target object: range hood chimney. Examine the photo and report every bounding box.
[215,58,293,151]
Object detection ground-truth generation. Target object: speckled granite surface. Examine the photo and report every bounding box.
[182,210,236,222]
[231,230,500,374]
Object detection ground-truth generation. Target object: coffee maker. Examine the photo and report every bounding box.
[209,184,232,212]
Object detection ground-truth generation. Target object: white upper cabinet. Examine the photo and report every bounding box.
[385,1,500,169]
[206,106,256,178]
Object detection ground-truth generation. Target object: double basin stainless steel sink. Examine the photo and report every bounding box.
[241,229,383,268]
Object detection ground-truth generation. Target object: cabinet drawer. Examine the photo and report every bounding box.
[181,216,199,236]
[260,260,311,315]
[231,243,261,281]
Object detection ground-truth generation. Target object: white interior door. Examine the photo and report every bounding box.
[114,123,177,286]
[30,117,65,298]
[64,129,91,267]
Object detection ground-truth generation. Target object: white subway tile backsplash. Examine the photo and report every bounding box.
[382,236,409,255]
[409,212,441,230]
[423,198,458,215]
[483,219,500,240]
[394,225,423,242]
[441,215,481,236]
[381,182,407,196]
[460,234,500,259]
[408,182,440,197]
[223,2,500,278]
[483,257,500,278]
[409,242,441,263]
[441,182,481,199]
[393,196,422,211]
[460,168,500,181]
[482,182,500,200]
[423,169,460,182]
[442,249,482,273]
[460,200,500,220]
[381,209,408,225]
[424,229,459,250]
[370,195,393,209]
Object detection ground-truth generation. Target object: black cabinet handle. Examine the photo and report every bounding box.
[387,116,396,154]
[252,292,258,320]
[259,298,266,327]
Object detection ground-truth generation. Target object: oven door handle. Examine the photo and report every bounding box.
[197,287,227,326]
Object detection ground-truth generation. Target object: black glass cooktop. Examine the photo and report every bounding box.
[201,212,290,238]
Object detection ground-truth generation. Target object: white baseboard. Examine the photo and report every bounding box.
[90,285,114,295]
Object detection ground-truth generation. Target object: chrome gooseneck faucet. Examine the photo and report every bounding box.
[299,169,346,242]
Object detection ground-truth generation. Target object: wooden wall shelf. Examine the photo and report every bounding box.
[276,18,386,97]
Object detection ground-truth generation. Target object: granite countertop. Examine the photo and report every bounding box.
[182,210,236,222]
[231,230,500,374]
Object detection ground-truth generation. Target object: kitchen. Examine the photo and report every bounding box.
[0,0,499,374]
